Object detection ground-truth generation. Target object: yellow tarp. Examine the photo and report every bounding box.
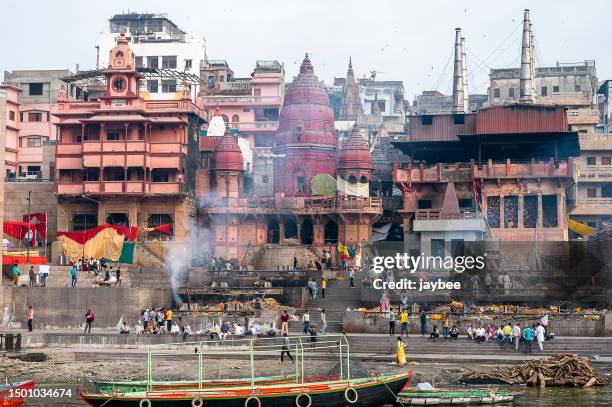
[58,227,125,263]
[311,173,337,197]
[568,219,597,236]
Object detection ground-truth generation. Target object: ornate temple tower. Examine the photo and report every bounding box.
[273,54,337,196]
[211,126,244,198]
[338,57,363,120]
[102,32,142,103]
[337,124,373,184]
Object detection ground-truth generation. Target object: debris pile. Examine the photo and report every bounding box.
[460,354,607,387]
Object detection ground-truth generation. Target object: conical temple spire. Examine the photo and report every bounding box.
[338,57,364,120]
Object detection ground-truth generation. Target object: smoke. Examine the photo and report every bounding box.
[164,216,213,304]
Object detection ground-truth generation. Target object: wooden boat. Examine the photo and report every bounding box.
[397,388,522,405]
[0,380,36,407]
[94,374,298,394]
[81,371,412,407]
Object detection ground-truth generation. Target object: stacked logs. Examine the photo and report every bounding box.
[460,354,607,387]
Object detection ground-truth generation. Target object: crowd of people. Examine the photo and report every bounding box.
[465,321,549,353]
[206,256,239,272]
[70,257,123,287]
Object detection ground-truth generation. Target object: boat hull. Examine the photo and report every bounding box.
[0,380,36,407]
[397,389,521,405]
[82,373,411,407]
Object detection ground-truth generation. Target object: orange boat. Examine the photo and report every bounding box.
[0,380,36,407]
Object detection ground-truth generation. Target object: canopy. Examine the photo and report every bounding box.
[337,176,369,198]
[311,173,337,197]
[568,219,597,237]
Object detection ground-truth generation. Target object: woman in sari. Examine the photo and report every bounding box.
[396,336,406,366]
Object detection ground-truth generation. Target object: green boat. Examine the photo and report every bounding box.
[397,388,523,405]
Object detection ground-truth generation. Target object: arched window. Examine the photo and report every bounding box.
[115,51,124,58]
[359,175,368,183]
[231,114,240,123]
[348,175,357,184]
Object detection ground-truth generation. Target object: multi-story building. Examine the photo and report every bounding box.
[0,84,20,176]
[201,59,284,197]
[53,33,204,238]
[409,91,488,116]
[98,13,205,101]
[487,10,609,235]
[2,70,76,179]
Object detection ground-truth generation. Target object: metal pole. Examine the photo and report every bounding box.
[346,339,350,380]
[198,343,203,389]
[339,339,343,380]
[147,347,151,391]
[44,211,48,259]
[250,339,255,386]
[26,190,31,265]
[294,342,299,384]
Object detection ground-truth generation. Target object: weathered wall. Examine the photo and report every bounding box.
[0,287,173,329]
[4,181,57,247]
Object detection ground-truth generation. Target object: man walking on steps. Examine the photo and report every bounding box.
[280,333,294,363]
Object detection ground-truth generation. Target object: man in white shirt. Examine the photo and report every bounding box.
[234,323,244,336]
[512,323,522,350]
[535,322,545,351]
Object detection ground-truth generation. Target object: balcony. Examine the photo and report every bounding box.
[57,143,83,155]
[566,108,600,125]
[228,121,279,132]
[571,198,612,215]
[202,95,282,107]
[57,181,182,195]
[577,166,612,182]
[413,210,486,232]
[394,159,574,184]
[579,133,612,150]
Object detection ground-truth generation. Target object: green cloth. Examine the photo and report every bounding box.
[118,243,135,264]
[311,173,337,197]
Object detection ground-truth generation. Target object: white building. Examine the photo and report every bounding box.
[98,13,204,101]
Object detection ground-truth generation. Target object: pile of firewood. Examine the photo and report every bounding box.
[460,354,607,387]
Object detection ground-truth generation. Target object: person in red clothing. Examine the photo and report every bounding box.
[280,310,290,335]
[85,309,94,334]
[341,253,348,270]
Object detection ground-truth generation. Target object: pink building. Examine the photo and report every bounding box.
[53,33,204,238]
[0,85,20,176]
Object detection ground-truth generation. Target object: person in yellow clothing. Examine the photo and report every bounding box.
[166,309,173,332]
[400,309,409,337]
[320,278,327,299]
[501,322,512,347]
[442,315,450,339]
[396,336,406,366]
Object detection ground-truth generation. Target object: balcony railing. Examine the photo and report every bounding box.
[203,96,281,105]
[227,121,279,131]
[577,166,612,182]
[201,196,382,212]
[57,181,183,195]
[578,133,612,150]
[414,210,480,220]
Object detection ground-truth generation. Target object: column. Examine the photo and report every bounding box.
[499,195,505,229]
[518,194,524,228]
[296,220,302,244]
[537,192,543,228]
[128,202,138,227]
[279,222,285,244]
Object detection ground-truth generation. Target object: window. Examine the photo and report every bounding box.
[151,169,170,182]
[254,88,261,96]
[219,75,225,82]
[147,56,158,69]
[486,196,501,228]
[553,85,560,93]
[348,175,357,184]
[115,51,124,58]
[28,112,43,122]
[161,80,177,93]
[184,59,192,70]
[161,56,177,69]
[586,156,596,166]
[575,84,581,92]
[541,86,548,96]
[523,195,538,228]
[417,199,432,209]
[29,83,43,96]
[602,184,612,198]
[135,56,144,68]
[601,157,611,165]
[421,115,433,125]
[587,188,597,198]
[231,114,240,123]
[504,195,519,228]
[19,112,23,122]
[112,78,126,92]
[431,239,446,258]
[106,130,125,141]
[453,114,465,124]
[493,88,500,98]
[359,175,368,183]
[9,111,15,121]
[542,195,558,228]
[458,198,473,209]
[451,239,465,257]
[147,80,159,93]
[27,137,42,147]
[508,87,515,98]
[296,176,305,192]
[262,175,269,184]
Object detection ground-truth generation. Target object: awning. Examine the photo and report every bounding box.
[568,219,597,236]
[81,114,148,122]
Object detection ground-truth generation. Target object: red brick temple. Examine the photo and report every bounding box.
[198,55,382,267]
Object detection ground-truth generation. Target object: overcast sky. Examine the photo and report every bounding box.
[1,0,610,100]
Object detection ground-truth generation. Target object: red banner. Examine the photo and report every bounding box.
[57,224,139,244]
[23,213,47,239]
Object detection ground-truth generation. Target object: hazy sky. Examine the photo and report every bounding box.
[1,0,610,100]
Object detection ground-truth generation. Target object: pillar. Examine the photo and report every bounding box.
[128,202,138,227]
[537,192,543,228]
[296,220,302,244]
[518,194,524,228]
[279,222,285,244]
[499,195,505,228]
[97,202,105,226]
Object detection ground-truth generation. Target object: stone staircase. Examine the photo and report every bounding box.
[40,265,132,288]
[128,267,173,289]
[134,243,165,269]
[252,244,320,270]
[289,278,362,333]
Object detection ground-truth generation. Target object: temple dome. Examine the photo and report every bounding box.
[338,125,373,171]
[274,54,336,147]
[212,126,244,172]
